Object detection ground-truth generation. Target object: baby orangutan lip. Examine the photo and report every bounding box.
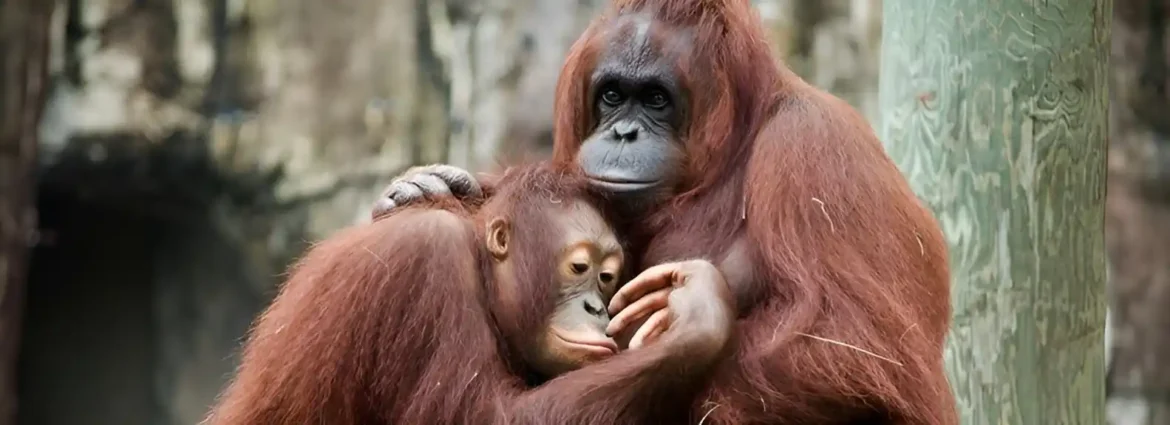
[555,331,620,357]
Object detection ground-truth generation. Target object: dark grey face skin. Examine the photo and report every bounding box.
[577,16,688,206]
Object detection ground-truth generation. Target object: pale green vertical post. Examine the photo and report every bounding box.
[877,0,1111,424]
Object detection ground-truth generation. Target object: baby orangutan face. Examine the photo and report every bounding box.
[485,199,625,377]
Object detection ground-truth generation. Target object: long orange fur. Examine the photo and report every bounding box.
[545,0,958,424]
[204,165,732,424]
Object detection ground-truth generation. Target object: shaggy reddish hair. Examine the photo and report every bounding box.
[544,0,958,423]
[203,165,732,424]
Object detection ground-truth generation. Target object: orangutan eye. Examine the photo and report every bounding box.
[571,262,590,275]
[644,91,670,109]
[600,89,624,106]
[598,271,615,284]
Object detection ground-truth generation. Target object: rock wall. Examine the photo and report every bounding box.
[22,0,603,423]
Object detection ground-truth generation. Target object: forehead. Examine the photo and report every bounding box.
[592,13,689,82]
[551,200,622,254]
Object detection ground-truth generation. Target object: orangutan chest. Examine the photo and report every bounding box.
[640,225,737,268]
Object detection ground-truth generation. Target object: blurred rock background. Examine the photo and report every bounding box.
[0,0,1155,424]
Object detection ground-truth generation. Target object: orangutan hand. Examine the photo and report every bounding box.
[371,164,483,219]
[607,260,736,354]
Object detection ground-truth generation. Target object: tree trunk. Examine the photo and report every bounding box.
[0,0,53,423]
[879,0,1111,423]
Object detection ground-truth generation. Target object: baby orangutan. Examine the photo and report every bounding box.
[204,164,736,425]
[478,167,627,381]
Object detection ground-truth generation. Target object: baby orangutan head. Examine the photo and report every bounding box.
[479,165,626,379]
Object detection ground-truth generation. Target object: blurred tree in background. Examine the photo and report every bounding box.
[1,0,54,423]
[1108,0,1170,423]
[0,0,1160,424]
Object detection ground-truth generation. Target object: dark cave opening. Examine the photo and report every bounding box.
[12,133,282,425]
[18,191,162,425]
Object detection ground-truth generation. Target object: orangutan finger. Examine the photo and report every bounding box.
[636,323,668,348]
[387,181,425,205]
[371,198,398,220]
[430,165,483,198]
[409,173,453,197]
[629,309,672,349]
[607,288,671,336]
[608,263,682,314]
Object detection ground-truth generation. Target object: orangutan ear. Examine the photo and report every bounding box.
[486,218,510,259]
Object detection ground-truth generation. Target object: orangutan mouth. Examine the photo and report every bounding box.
[587,176,660,192]
[555,332,620,356]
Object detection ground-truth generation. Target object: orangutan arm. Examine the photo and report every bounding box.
[720,93,957,425]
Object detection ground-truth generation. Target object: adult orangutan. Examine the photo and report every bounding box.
[202,164,737,425]
[371,0,957,424]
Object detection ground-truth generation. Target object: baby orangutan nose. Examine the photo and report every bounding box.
[584,297,608,319]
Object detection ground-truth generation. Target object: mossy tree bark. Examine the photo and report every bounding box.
[879,0,1111,423]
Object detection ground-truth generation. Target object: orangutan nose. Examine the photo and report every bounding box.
[583,298,608,318]
[611,121,640,142]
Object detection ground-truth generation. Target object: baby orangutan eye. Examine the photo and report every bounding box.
[571,262,589,275]
[599,272,615,284]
